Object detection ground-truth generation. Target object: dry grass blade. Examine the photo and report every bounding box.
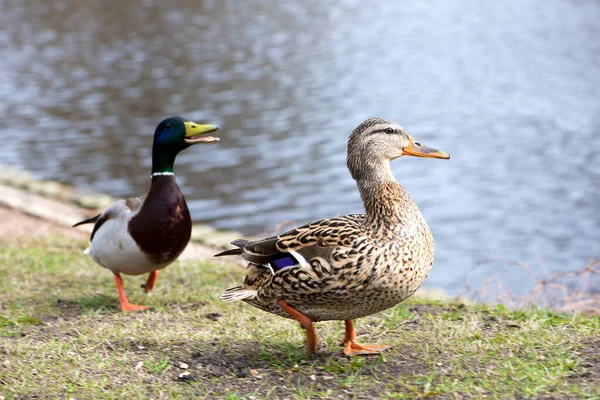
[462,259,600,315]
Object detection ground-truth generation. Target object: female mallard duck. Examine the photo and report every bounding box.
[216,117,449,356]
[74,117,219,312]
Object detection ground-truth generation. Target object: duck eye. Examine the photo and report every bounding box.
[414,142,421,146]
[384,127,395,134]
[164,124,172,130]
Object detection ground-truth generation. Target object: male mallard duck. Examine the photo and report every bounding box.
[215,117,449,356]
[74,117,219,312]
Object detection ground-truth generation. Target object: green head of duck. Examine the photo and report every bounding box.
[151,117,220,175]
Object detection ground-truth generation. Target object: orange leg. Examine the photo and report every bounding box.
[141,270,159,293]
[343,320,389,356]
[114,273,148,312]
[277,299,317,355]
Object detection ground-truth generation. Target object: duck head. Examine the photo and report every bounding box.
[152,116,219,175]
[346,117,449,182]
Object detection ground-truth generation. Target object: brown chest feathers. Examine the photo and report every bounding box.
[360,181,428,238]
[237,181,435,322]
[128,176,192,264]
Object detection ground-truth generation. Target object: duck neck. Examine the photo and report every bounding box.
[151,153,176,175]
[356,174,417,232]
[151,143,179,175]
[148,174,180,199]
[138,175,187,222]
[128,174,191,264]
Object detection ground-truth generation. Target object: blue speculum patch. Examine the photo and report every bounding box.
[270,255,297,271]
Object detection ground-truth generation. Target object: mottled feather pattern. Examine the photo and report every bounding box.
[219,118,441,324]
[221,286,257,302]
[222,182,434,322]
[275,215,365,252]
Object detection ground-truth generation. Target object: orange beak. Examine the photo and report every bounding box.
[402,139,450,159]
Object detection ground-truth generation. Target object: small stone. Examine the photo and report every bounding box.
[135,361,143,370]
[32,369,39,375]
[137,346,146,350]
[248,396,257,400]
[322,375,334,381]
[179,362,189,369]
[249,369,259,377]
[310,374,317,381]
[177,371,196,382]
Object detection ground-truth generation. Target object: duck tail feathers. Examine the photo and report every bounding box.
[213,238,250,257]
[230,238,250,248]
[73,214,100,228]
[214,248,243,257]
[220,287,257,302]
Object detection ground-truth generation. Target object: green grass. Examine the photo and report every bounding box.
[0,236,599,399]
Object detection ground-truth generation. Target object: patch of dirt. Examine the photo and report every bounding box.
[162,301,208,311]
[571,337,600,389]
[409,303,459,316]
[167,340,431,398]
[0,207,86,239]
[50,296,119,319]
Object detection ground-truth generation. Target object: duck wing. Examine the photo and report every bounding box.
[218,214,375,306]
[73,196,144,241]
[215,214,366,271]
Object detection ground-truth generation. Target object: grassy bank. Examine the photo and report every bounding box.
[1,236,599,399]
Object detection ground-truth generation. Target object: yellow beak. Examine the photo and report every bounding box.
[183,121,220,144]
[402,139,450,159]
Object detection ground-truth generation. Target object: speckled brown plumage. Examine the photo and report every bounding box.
[216,117,449,355]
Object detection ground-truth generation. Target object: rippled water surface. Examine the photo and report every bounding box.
[1,0,598,292]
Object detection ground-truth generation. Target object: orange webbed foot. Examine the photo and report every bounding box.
[343,341,390,356]
[141,270,159,293]
[120,302,149,312]
[342,320,390,356]
[114,273,149,312]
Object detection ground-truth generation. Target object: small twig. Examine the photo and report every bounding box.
[460,258,600,315]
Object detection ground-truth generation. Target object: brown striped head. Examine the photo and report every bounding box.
[346,118,449,182]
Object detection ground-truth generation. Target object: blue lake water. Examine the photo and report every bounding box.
[1,0,598,294]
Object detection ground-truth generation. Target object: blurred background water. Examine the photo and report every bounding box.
[0,0,598,294]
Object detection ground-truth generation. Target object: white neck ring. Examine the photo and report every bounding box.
[151,172,175,177]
